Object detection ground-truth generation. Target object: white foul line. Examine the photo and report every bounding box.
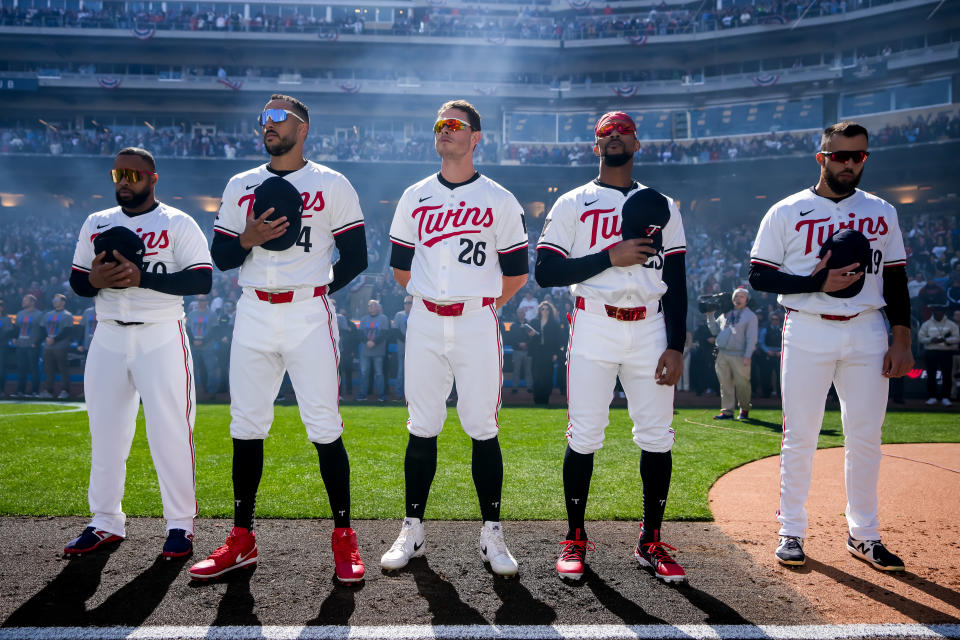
[0,624,958,640]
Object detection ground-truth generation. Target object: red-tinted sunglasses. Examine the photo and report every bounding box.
[596,121,636,137]
[820,150,869,164]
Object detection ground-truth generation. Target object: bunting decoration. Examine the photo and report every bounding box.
[752,73,780,87]
[485,34,506,45]
[218,77,243,91]
[317,31,339,41]
[131,25,155,39]
[474,86,498,96]
[568,0,591,9]
[613,85,637,98]
[626,34,647,46]
[339,81,361,94]
[97,76,122,90]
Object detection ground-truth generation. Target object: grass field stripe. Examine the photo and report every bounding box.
[1,625,959,639]
[682,416,783,437]
[0,405,87,418]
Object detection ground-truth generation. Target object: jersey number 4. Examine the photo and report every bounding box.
[458,238,487,266]
[296,227,313,252]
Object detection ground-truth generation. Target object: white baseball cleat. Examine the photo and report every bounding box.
[479,521,518,577]
[380,517,425,570]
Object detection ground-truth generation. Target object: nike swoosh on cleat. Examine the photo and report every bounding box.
[799,209,814,216]
[235,550,255,564]
[481,546,488,555]
[413,541,424,552]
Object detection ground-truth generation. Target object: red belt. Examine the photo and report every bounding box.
[576,296,647,321]
[785,307,859,322]
[255,285,327,304]
[422,297,495,317]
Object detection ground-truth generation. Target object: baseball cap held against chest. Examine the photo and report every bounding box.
[817,228,872,299]
[620,188,670,253]
[253,176,303,251]
[94,226,145,269]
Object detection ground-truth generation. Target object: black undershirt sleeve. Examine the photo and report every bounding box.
[534,248,612,288]
[69,270,99,297]
[328,225,368,294]
[661,252,687,353]
[882,265,910,328]
[140,268,212,296]
[499,249,528,277]
[390,244,415,271]
[748,263,828,295]
[211,232,252,271]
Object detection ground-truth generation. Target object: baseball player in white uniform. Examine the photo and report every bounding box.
[190,94,368,584]
[749,121,913,571]
[381,100,528,577]
[66,147,212,559]
[536,111,688,583]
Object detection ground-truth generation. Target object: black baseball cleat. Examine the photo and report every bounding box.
[846,537,905,572]
[775,536,806,566]
[63,526,123,556]
[162,529,194,559]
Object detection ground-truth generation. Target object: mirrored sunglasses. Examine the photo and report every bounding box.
[434,118,471,134]
[110,168,155,184]
[596,121,636,137]
[820,150,869,164]
[258,108,306,127]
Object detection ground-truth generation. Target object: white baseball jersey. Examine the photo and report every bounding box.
[389,173,528,302]
[750,187,906,315]
[537,181,686,308]
[214,161,364,290]
[71,203,213,322]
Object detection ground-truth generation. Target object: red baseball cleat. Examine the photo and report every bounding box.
[634,526,686,583]
[331,527,365,583]
[556,528,595,580]
[189,526,257,580]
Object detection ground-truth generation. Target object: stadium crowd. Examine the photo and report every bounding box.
[0,0,870,40]
[2,204,958,404]
[2,111,958,165]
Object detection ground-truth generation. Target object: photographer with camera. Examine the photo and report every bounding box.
[705,287,757,420]
[918,305,959,406]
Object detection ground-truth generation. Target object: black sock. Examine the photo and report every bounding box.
[314,437,351,529]
[471,436,503,523]
[563,445,594,541]
[404,434,437,520]
[640,449,672,541]
[232,438,264,531]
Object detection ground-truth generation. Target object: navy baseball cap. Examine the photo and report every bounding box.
[817,228,872,299]
[253,176,304,252]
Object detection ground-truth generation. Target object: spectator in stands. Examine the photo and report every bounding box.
[504,306,533,394]
[918,274,947,319]
[186,293,220,399]
[0,300,13,396]
[39,293,74,399]
[907,272,927,299]
[14,294,43,398]
[392,296,412,400]
[754,310,782,398]
[947,273,960,312]
[357,298,389,402]
[517,289,539,321]
[336,303,359,399]
[918,305,959,406]
[707,288,757,420]
[527,300,564,406]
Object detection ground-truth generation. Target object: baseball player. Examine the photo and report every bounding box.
[381,99,528,577]
[749,121,913,571]
[65,147,212,558]
[536,111,688,583]
[190,94,368,584]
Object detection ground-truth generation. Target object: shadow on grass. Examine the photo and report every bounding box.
[806,558,960,623]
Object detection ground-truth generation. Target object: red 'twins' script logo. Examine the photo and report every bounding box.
[795,212,888,255]
[581,207,621,249]
[236,191,325,216]
[412,201,494,247]
[90,228,169,249]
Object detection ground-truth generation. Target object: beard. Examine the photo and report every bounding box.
[265,133,297,157]
[824,165,863,196]
[115,188,150,209]
[601,152,632,167]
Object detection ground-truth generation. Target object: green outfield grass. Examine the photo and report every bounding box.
[0,402,956,521]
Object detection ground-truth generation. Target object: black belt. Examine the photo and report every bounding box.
[116,320,144,326]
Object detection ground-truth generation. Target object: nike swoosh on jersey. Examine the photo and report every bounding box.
[799,209,814,216]
[96,223,110,229]
[419,196,432,202]
[245,183,259,190]
[584,199,599,206]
